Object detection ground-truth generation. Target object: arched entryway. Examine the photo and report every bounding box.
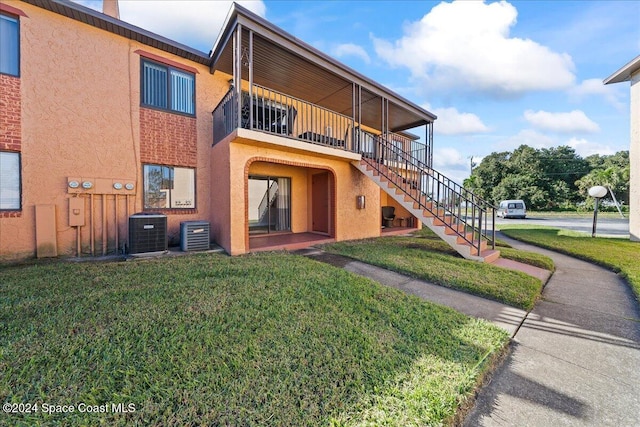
[244,158,336,252]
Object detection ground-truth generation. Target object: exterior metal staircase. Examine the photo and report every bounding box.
[353,135,499,262]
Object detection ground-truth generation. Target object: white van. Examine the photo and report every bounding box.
[497,200,527,219]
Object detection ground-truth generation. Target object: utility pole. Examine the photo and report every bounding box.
[469,156,477,175]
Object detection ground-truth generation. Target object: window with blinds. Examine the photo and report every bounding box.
[142,59,194,115]
[0,14,20,76]
[0,152,21,210]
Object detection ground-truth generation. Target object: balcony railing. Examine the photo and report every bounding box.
[212,84,428,163]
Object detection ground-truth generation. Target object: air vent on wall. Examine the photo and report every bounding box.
[129,214,168,255]
[180,221,210,251]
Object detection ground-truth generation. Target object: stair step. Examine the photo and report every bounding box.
[431,215,449,226]
[456,232,474,244]
[353,158,496,263]
[444,223,467,235]
[480,249,501,263]
[462,240,488,255]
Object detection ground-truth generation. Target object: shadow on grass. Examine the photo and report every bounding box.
[1,253,508,426]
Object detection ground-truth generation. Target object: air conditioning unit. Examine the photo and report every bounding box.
[180,221,210,251]
[128,214,168,255]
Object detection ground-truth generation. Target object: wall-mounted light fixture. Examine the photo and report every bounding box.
[356,195,366,210]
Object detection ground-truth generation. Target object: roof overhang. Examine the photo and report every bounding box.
[604,55,640,85]
[21,0,210,65]
[23,0,436,132]
[210,3,436,132]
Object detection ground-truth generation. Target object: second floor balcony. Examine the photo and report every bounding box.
[210,4,436,166]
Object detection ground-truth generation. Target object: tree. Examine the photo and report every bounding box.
[464,145,629,211]
[538,146,589,204]
[464,151,510,202]
[575,151,630,209]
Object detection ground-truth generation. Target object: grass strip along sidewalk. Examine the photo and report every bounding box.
[1,253,508,426]
[323,229,552,311]
[499,225,640,301]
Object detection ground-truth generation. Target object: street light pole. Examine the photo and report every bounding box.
[588,186,608,238]
[592,196,600,238]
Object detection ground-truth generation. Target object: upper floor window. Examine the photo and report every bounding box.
[141,59,195,115]
[0,14,19,76]
[0,151,21,210]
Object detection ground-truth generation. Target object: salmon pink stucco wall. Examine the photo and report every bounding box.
[213,134,381,255]
[0,2,229,259]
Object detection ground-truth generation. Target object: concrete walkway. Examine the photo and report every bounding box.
[464,234,640,427]
[297,236,640,426]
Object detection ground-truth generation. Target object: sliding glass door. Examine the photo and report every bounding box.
[248,175,291,235]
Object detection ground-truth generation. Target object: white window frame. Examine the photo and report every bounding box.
[143,164,196,210]
[0,151,21,210]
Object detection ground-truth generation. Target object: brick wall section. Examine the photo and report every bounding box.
[0,74,21,152]
[0,74,22,218]
[139,108,197,167]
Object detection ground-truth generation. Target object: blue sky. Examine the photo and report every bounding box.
[76,0,639,183]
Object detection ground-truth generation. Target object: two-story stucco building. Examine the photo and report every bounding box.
[0,0,498,261]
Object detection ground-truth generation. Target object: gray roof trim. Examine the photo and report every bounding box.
[21,0,210,65]
[209,3,237,68]
[604,55,640,85]
[210,3,436,122]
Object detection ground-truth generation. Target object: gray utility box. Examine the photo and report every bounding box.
[129,214,168,254]
[180,221,210,251]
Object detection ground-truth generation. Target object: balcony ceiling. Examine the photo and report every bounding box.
[212,23,434,133]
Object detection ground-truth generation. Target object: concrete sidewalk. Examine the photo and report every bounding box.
[297,237,640,426]
[464,234,640,427]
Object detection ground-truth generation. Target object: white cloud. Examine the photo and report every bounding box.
[372,0,575,97]
[494,129,556,151]
[566,138,616,157]
[429,107,490,135]
[433,147,471,184]
[333,43,371,64]
[570,78,626,111]
[492,130,616,158]
[524,110,600,134]
[73,0,266,52]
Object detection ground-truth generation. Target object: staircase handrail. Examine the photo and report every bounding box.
[365,134,496,255]
[257,180,279,223]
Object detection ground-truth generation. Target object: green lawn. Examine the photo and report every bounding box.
[322,230,550,311]
[0,253,508,426]
[499,225,640,301]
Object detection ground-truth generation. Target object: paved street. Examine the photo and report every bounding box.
[495,216,629,238]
